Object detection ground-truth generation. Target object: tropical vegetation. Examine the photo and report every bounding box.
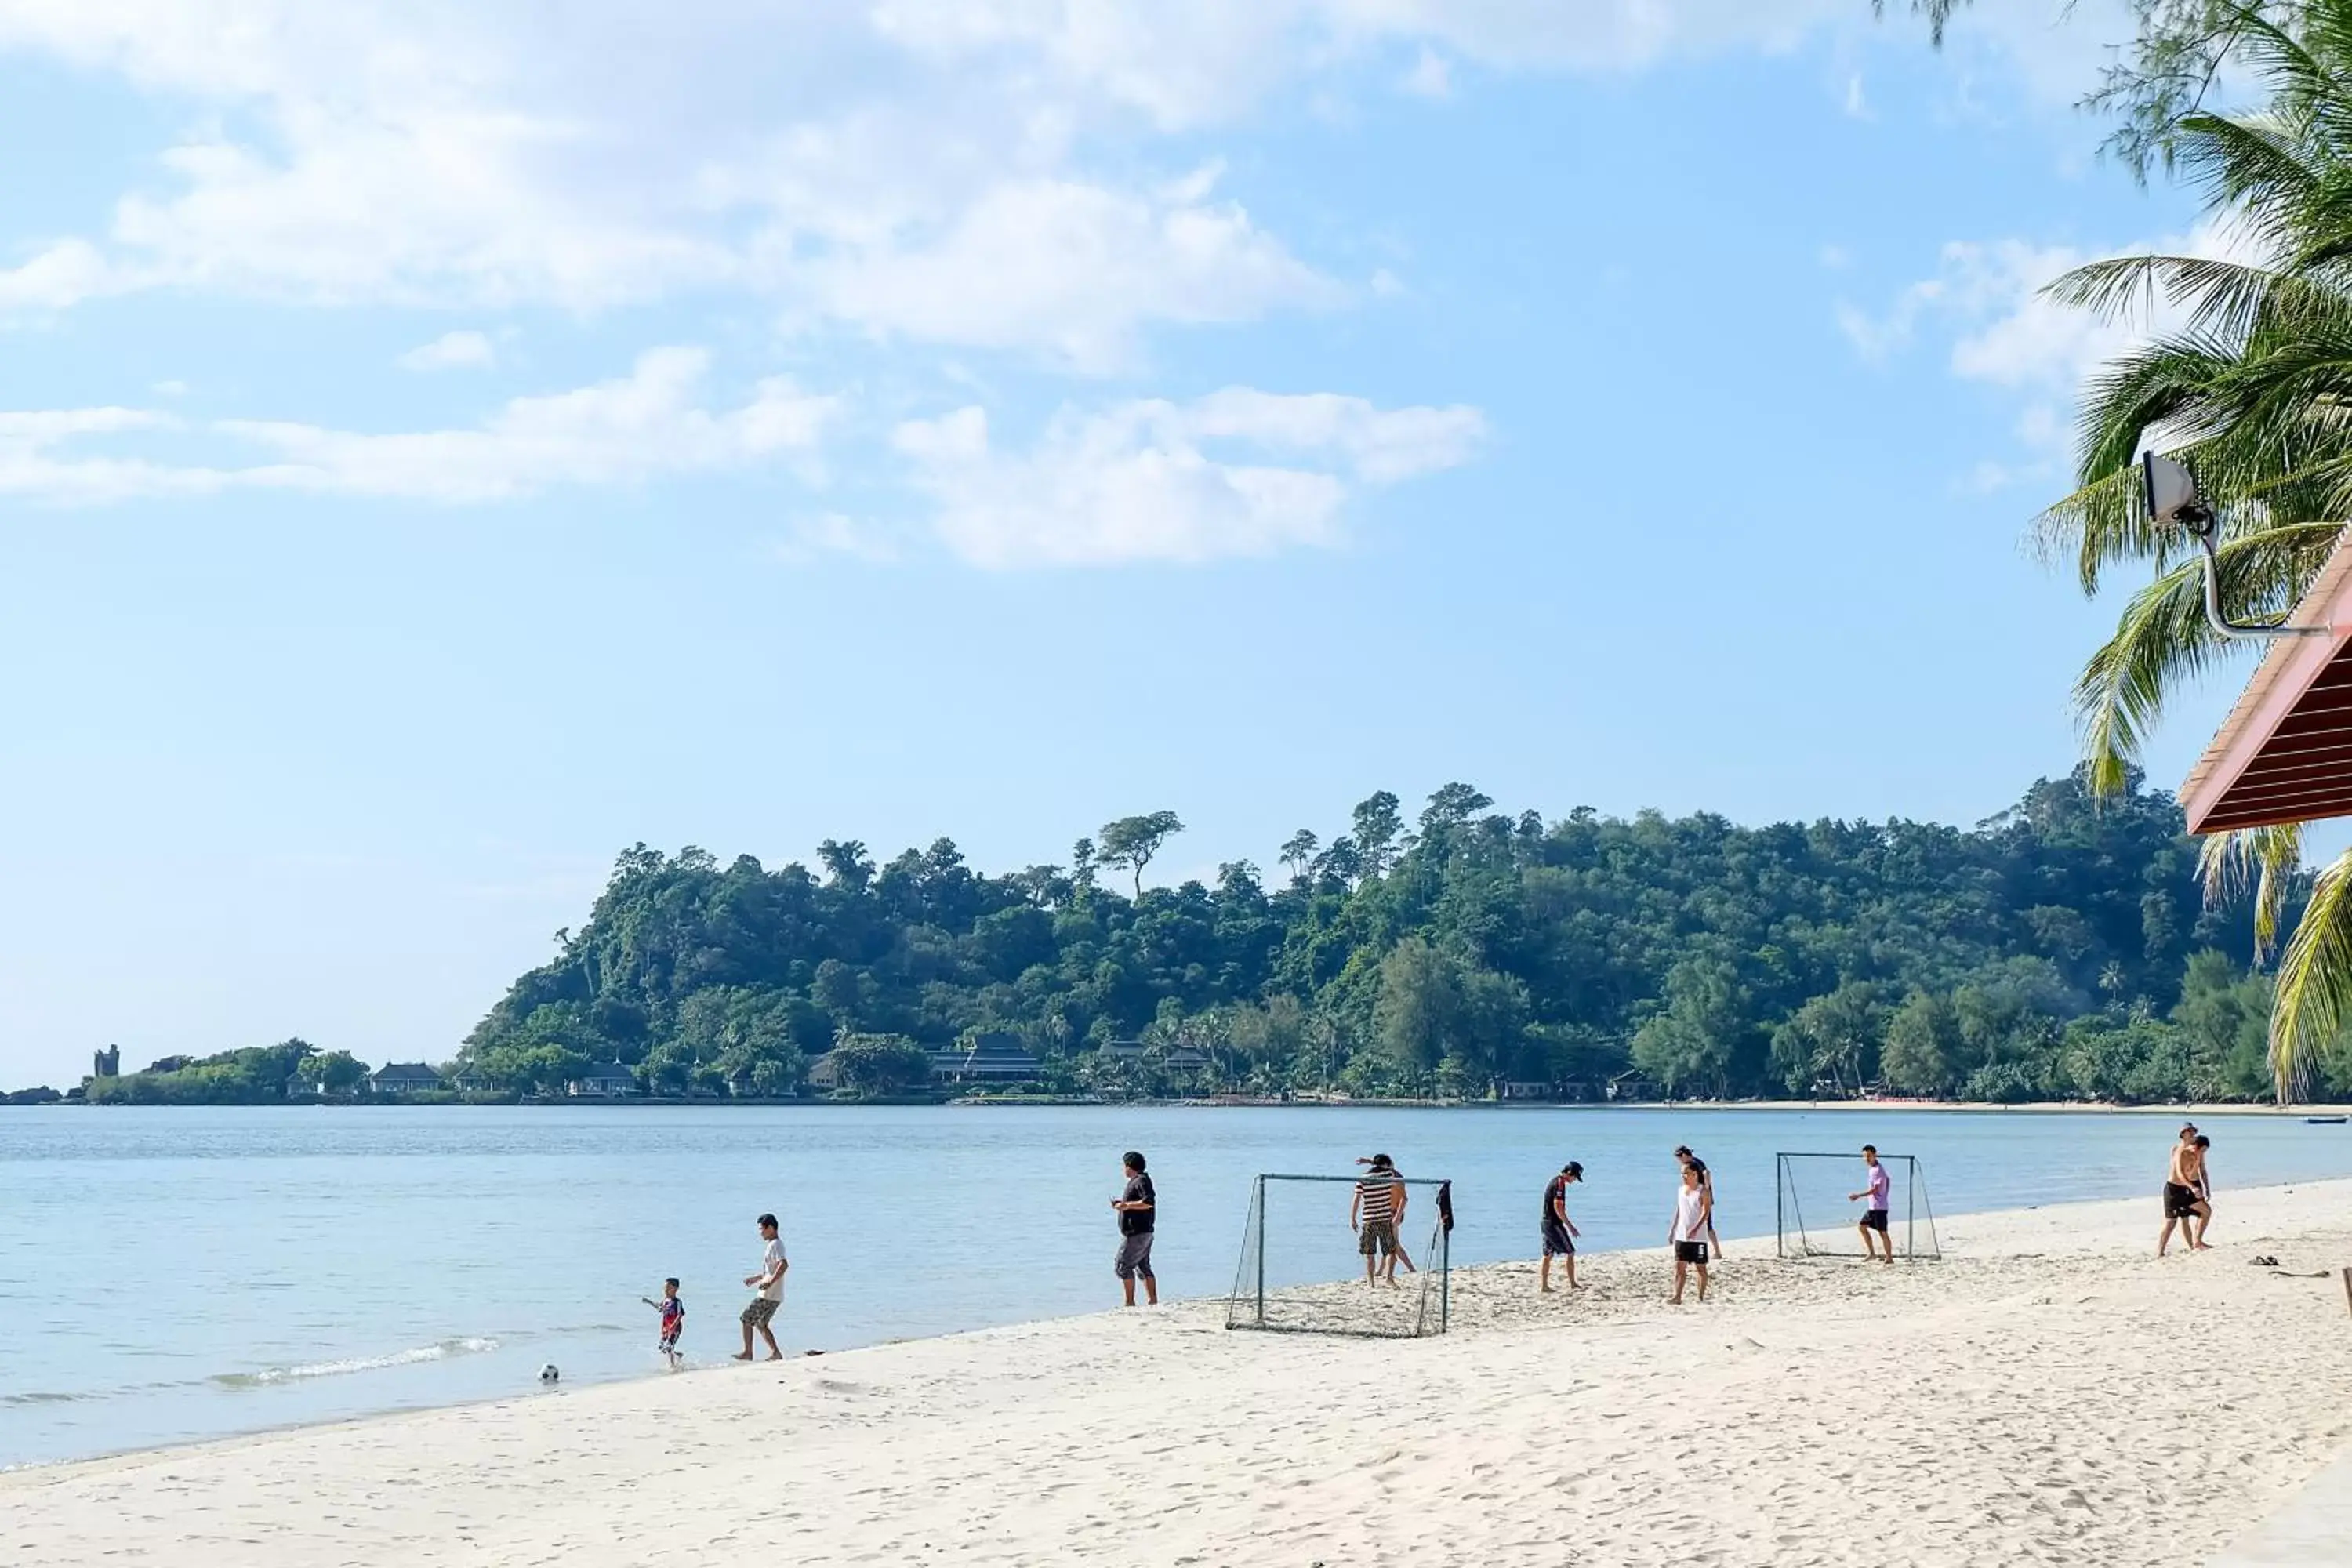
[2014,0,2352,1096]
[437,769,2329,1103]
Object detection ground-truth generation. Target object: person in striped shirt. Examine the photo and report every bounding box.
[1351,1153,1409,1287]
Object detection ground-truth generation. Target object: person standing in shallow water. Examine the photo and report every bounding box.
[1112,1151,1158,1306]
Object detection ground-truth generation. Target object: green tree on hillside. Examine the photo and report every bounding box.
[1097,812,1185,899]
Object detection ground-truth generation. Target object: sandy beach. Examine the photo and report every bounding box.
[9,1181,2351,1568]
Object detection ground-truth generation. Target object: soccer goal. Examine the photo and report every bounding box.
[1776,1152,1940,1261]
[1226,1174,1452,1338]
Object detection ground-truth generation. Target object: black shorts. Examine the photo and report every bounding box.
[1860,1208,1889,1233]
[1541,1220,1574,1258]
[2162,1182,2201,1219]
[1674,1240,1708,1265]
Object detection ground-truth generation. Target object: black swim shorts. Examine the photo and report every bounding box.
[1860,1208,1889,1233]
[1541,1219,1574,1257]
[1674,1240,1708,1265]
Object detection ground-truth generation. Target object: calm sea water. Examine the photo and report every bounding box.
[4,1104,2349,1468]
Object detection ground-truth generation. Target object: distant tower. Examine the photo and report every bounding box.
[94,1044,120,1079]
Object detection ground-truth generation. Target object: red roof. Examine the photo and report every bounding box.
[2181,532,2352,833]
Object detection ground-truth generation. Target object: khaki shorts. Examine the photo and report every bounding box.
[741,1297,780,1328]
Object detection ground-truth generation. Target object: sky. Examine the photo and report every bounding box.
[0,0,2272,1085]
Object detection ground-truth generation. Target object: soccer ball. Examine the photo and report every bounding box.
[537,1363,560,1384]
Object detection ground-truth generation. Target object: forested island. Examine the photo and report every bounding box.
[30,768,2331,1109]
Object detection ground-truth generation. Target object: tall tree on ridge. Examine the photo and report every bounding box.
[1097,811,1185,899]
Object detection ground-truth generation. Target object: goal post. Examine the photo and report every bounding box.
[1776,1152,1940,1261]
[1226,1173,1452,1338]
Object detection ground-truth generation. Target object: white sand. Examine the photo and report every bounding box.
[10,1181,2352,1568]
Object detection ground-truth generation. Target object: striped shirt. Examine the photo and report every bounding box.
[1356,1173,1400,1225]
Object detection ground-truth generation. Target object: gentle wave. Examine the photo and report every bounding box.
[209,1336,502,1389]
[0,1390,94,1406]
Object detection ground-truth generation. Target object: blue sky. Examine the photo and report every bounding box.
[0,1,2262,1085]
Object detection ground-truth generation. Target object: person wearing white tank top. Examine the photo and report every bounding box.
[1668,1164,1711,1304]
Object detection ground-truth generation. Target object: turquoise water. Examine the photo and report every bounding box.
[4,1104,2348,1467]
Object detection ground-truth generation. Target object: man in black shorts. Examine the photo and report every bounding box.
[1112,1150,1157,1305]
[1540,1161,1583,1293]
[2160,1132,2212,1255]
[1848,1144,1893,1262]
[1675,1145,1723,1261]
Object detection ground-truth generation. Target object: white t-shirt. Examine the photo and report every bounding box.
[1674,1185,1708,1243]
[758,1237,787,1301]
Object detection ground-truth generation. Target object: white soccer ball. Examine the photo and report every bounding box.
[537,1363,560,1384]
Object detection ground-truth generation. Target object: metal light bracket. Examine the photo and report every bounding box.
[2143,451,2329,641]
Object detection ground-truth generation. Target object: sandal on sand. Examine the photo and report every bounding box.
[2251,1254,2281,1267]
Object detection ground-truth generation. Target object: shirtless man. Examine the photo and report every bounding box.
[2185,1134,2215,1248]
[2159,1134,2213,1255]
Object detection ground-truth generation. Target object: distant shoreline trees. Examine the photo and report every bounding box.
[21,772,2331,1109]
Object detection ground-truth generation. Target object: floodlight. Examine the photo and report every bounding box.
[2140,447,2324,642]
[2142,450,2212,536]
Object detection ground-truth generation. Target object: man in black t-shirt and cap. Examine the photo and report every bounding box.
[1541,1161,1584,1294]
[1112,1150,1158,1305]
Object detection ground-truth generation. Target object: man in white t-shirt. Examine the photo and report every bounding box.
[1848,1145,1893,1264]
[735,1212,788,1362]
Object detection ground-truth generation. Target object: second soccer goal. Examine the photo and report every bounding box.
[1775,1151,1940,1261]
[1226,1173,1452,1338]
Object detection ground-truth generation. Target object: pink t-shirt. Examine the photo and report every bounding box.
[1866,1163,1890,1210]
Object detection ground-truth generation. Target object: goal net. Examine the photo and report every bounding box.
[1226,1174,1452,1337]
[1776,1152,1940,1260]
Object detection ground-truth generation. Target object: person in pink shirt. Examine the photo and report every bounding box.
[1848,1144,1893,1263]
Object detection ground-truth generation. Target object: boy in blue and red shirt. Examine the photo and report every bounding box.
[644,1278,685,1369]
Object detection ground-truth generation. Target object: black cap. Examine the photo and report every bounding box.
[1563,1161,1583,1179]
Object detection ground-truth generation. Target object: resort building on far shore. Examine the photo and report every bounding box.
[565,1062,641,1098]
[929,1032,1040,1086]
[368,1062,446,1097]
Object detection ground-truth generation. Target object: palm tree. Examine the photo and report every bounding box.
[2038,3,2352,1098]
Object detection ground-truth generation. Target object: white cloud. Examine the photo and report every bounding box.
[869,0,1858,129]
[0,239,125,316]
[1843,220,2263,390]
[891,388,1485,568]
[1401,48,1453,100]
[775,512,902,564]
[1840,214,2268,482]
[0,0,2126,360]
[1,347,837,505]
[397,329,497,371]
[790,174,1340,373]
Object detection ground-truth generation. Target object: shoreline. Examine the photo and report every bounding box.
[15,1096,2352,1114]
[11,1180,2352,1566]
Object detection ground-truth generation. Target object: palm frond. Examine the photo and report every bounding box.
[2073,523,2343,794]
[2197,820,2305,961]
[2270,843,2352,1102]
[2172,111,2321,258]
